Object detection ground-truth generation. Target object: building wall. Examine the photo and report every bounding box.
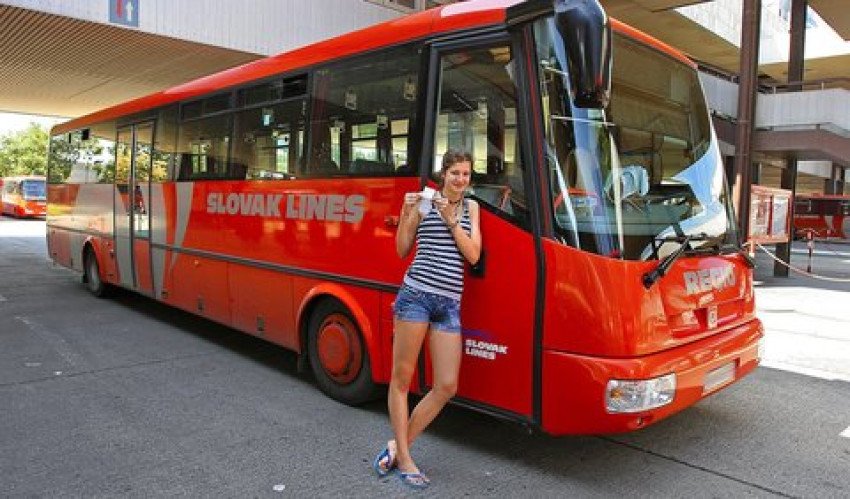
[1,0,406,55]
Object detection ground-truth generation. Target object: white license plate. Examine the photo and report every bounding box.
[703,361,736,394]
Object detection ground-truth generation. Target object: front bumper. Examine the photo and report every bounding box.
[541,319,763,435]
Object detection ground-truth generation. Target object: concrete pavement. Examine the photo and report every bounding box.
[753,240,850,383]
[1,218,848,497]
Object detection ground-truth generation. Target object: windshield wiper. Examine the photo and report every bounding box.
[688,240,756,269]
[722,243,756,268]
[642,236,754,290]
[642,235,693,289]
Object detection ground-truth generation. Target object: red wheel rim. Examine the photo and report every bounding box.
[316,313,363,384]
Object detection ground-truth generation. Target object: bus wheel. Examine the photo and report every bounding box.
[307,299,379,405]
[83,248,112,298]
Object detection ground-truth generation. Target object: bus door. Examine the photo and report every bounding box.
[420,38,540,418]
[114,122,155,295]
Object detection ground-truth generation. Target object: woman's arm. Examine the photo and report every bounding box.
[444,199,482,264]
[396,192,422,258]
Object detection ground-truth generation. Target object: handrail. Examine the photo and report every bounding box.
[697,61,850,93]
[762,78,850,93]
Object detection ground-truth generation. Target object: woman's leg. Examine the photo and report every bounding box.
[406,329,462,448]
[389,318,429,473]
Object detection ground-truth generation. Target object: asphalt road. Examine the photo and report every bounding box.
[1,217,848,498]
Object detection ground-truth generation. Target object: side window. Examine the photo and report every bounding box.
[88,124,117,184]
[434,44,529,227]
[155,106,179,182]
[48,133,78,185]
[232,78,307,180]
[308,46,420,177]
[48,130,115,185]
[176,94,235,181]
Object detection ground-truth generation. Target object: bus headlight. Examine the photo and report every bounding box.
[605,374,676,413]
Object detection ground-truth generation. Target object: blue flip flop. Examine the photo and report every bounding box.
[398,471,430,490]
[372,446,396,477]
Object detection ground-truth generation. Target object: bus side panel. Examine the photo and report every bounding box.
[47,227,73,269]
[46,183,79,231]
[91,236,119,285]
[446,211,537,417]
[133,237,153,293]
[149,183,168,300]
[187,179,413,286]
[168,253,231,326]
[229,266,296,349]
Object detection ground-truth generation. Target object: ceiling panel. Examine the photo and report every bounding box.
[809,0,850,41]
[603,0,740,71]
[0,5,262,118]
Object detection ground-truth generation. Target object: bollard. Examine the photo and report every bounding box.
[806,229,814,273]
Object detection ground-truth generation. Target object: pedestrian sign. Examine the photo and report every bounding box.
[109,0,139,28]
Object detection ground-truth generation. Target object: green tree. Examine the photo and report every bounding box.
[0,123,49,177]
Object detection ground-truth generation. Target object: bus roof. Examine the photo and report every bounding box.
[52,0,693,136]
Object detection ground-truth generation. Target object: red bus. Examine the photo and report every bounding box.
[47,0,762,434]
[2,175,47,218]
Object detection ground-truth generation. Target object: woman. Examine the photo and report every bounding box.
[373,150,482,490]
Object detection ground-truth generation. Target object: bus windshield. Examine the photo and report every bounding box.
[22,179,47,201]
[534,18,738,261]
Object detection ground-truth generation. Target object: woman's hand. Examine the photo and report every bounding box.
[433,197,456,225]
[397,192,423,258]
[401,192,422,218]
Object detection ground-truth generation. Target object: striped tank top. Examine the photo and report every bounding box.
[403,200,472,301]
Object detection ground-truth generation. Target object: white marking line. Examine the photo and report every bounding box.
[0,294,7,302]
[841,426,850,439]
[15,316,87,369]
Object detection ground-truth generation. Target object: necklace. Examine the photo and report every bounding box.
[441,191,462,205]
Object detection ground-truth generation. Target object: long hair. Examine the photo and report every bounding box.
[438,149,473,187]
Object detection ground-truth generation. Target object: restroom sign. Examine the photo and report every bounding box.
[109,0,139,28]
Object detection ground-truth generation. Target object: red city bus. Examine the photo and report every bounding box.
[2,175,47,218]
[47,0,762,434]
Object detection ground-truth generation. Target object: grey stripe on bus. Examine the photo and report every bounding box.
[151,184,167,299]
[172,182,194,270]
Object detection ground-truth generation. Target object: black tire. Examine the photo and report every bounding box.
[83,248,113,298]
[307,299,380,405]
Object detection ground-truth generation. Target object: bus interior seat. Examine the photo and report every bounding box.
[312,157,339,174]
[472,183,513,215]
[350,158,393,175]
[228,162,248,180]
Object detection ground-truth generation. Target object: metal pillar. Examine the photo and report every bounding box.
[733,0,761,240]
[825,163,838,195]
[774,0,807,277]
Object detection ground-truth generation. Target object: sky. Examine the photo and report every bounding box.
[0,112,65,137]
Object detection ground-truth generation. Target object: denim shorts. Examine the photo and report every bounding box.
[393,285,461,334]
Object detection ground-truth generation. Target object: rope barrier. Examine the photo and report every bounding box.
[808,239,850,258]
[754,242,850,283]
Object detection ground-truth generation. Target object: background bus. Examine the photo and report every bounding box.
[2,175,47,218]
[46,0,762,435]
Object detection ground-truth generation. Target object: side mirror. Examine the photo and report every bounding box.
[554,0,612,109]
